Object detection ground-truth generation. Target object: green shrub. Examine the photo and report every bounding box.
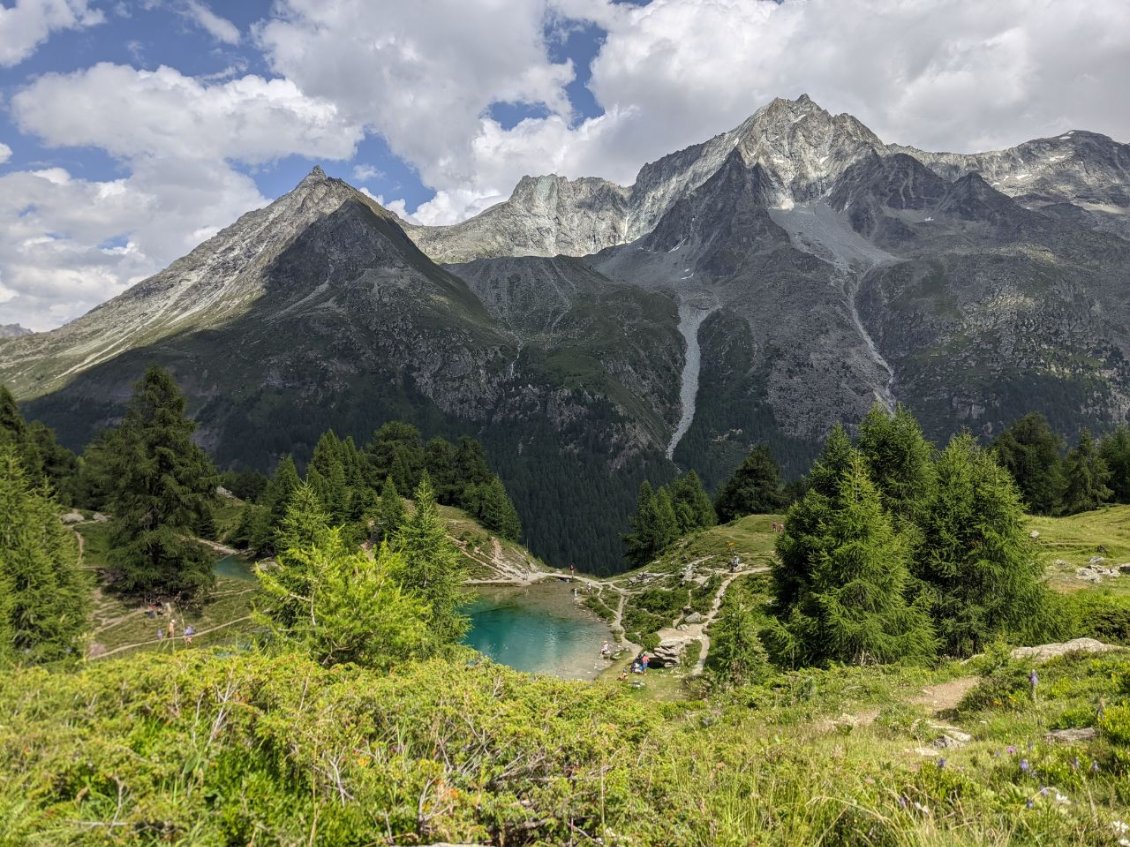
[1061,591,1130,645]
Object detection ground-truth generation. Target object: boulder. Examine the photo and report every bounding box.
[216,485,236,499]
[684,612,705,625]
[1029,530,1040,540]
[650,638,690,668]
[60,511,84,525]
[1012,638,1119,663]
[1119,564,1130,575]
[1046,727,1097,744]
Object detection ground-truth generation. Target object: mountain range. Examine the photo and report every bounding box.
[3,94,1128,572]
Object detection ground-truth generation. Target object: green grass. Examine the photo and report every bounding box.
[1029,504,1130,595]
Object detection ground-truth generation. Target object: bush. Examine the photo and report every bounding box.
[1061,591,1130,645]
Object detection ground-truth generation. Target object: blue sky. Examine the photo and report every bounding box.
[1,0,1128,330]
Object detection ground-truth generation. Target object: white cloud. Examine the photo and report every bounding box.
[12,63,362,164]
[0,143,11,165]
[181,0,240,45]
[0,162,267,331]
[4,61,365,330]
[351,164,383,182]
[258,0,575,189]
[261,0,1130,223]
[0,0,104,66]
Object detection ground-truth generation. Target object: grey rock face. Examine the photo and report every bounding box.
[0,324,32,339]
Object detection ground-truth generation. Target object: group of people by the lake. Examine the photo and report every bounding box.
[146,600,195,646]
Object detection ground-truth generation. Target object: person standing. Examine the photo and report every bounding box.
[184,624,195,646]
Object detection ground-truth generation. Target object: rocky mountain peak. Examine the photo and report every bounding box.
[0,324,33,339]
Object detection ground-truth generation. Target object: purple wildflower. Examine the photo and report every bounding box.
[1007,745,1017,755]
[1039,787,1049,796]
[1026,799,1035,809]
[1020,759,1030,773]
[937,758,946,769]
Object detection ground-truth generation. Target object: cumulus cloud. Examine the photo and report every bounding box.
[260,0,1130,223]
[181,0,240,45]
[0,143,11,165]
[351,164,384,182]
[0,162,267,330]
[0,0,104,66]
[12,63,362,164]
[258,0,575,189]
[4,62,364,330]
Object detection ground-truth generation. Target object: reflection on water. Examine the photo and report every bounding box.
[463,580,613,681]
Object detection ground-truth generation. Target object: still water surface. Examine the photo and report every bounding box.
[463,580,613,680]
[213,557,612,680]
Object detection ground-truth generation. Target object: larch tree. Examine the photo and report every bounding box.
[714,444,788,523]
[394,473,468,645]
[1060,429,1112,515]
[917,433,1049,656]
[767,453,934,667]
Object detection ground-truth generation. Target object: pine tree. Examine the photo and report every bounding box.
[373,475,405,543]
[0,445,90,663]
[394,473,468,644]
[856,403,936,524]
[624,481,680,567]
[714,444,788,522]
[993,413,1065,515]
[669,470,716,534]
[105,367,218,600]
[1060,429,1112,515]
[767,453,935,667]
[453,436,492,489]
[1100,425,1130,503]
[917,434,1049,656]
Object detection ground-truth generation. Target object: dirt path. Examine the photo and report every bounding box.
[910,676,980,712]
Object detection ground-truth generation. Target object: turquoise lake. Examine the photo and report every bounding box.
[213,557,611,680]
[462,581,614,680]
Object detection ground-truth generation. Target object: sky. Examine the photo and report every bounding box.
[1,0,1129,331]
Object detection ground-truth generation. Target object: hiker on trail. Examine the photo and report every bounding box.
[184,625,195,646]
[601,641,611,659]
[569,563,576,580]
[167,618,176,640]
[641,653,650,672]
[156,628,164,641]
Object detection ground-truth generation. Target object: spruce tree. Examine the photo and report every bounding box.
[993,413,1065,515]
[0,445,90,663]
[1100,425,1130,503]
[251,456,301,555]
[105,367,217,600]
[394,473,468,644]
[669,470,716,534]
[0,386,42,480]
[1060,429,1112,515]
[453,436,492,488]
[373,475,406,543]
[768,453,934,667]
[255,484,331,631]
[714,444,788,522]
[917,434,1049,656]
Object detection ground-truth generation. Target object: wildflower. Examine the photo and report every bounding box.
[1054,791,1069,805]
[1026,799,1035,809]
[937,758,946,769]
[897,796,908,809]
[1039,787,1049,796]
[1020,759,1030,773]
[912,801,930,816]
[1091,761,1101,773]
[1007,745,1017,755]
[1071,757,1080,770]
[1112,820,1128,836]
